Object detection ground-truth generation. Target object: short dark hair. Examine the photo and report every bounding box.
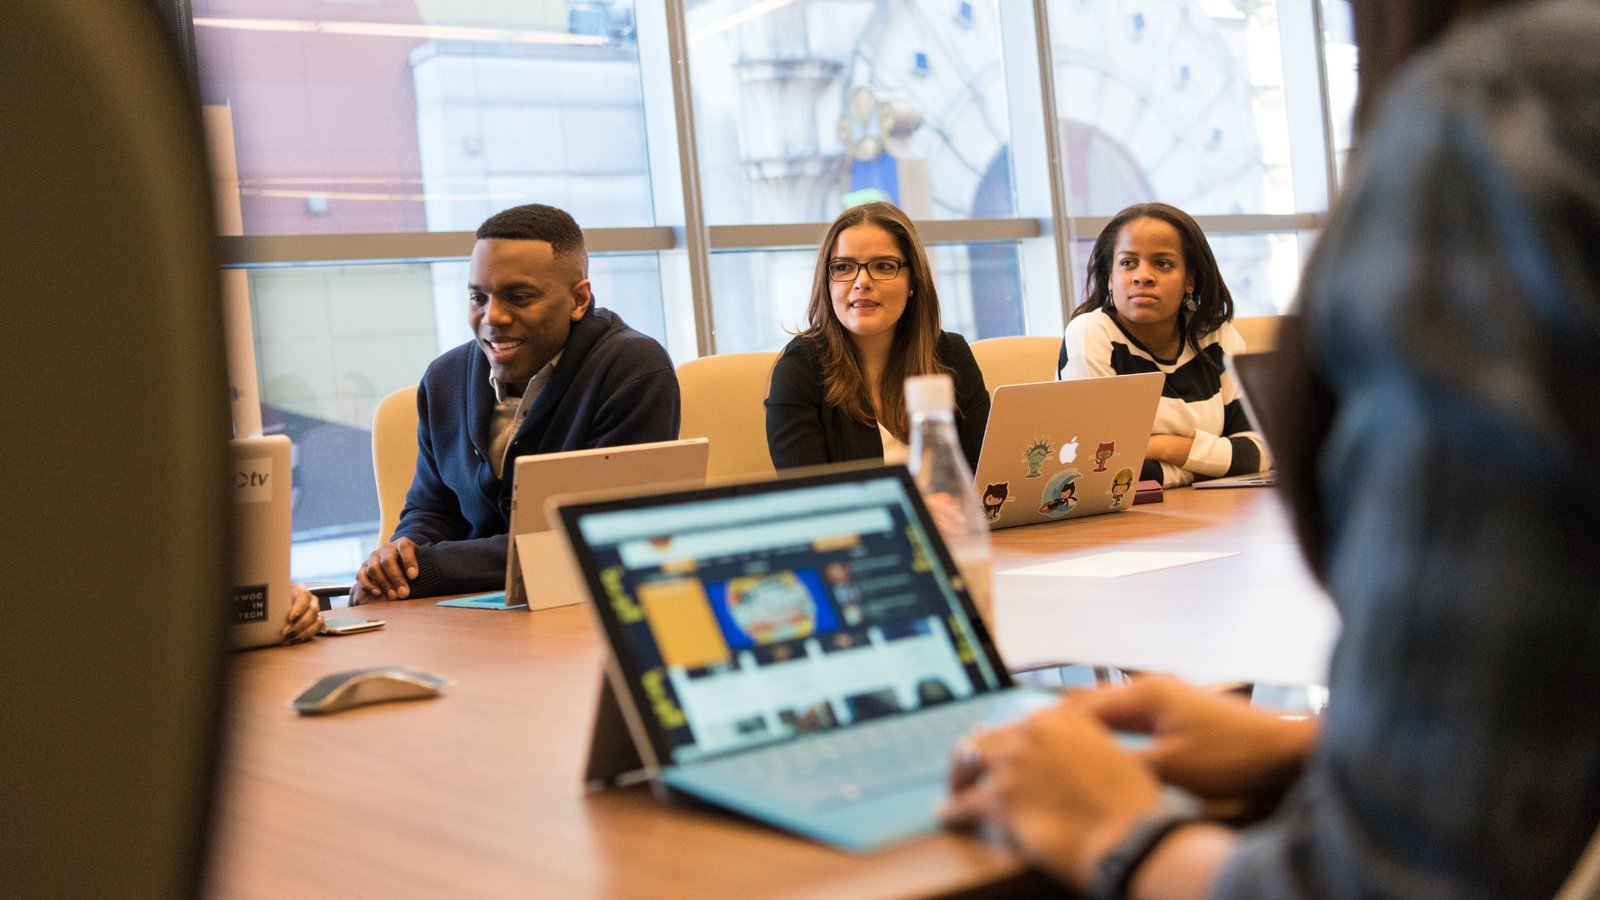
[475,204,587,259]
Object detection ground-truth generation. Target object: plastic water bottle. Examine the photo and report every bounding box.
[904,374,995,627]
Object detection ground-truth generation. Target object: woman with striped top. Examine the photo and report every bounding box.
[1057,203,1269,487]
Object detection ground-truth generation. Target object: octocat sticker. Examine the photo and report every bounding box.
[981,482,1010,521]
[1108,467,1135,509]
[1092,440,1116,472]
[1039,469,1082,517]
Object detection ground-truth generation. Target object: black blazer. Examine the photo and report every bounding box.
[764,332,989,471]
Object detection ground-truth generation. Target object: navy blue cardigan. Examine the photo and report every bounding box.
[395,307,679,596]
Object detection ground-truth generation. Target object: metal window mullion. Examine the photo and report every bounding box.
[1066,213,1323,237]
[1031,0,1079,321]
[1308,0,1342,202]
[705,218,1044,251]
[218,227,677,268]
[662,0,716,357]
[216,216,1318,269]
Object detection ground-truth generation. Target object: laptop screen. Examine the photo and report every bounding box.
[562,468,1009,766]
[1225,350,1279,460]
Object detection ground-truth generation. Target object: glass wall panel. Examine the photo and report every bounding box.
[1047,0,1298,217]
[709,240,1027,354]
[685,0,1019,226]
[1210,231,1303,316]
[247,261,435,579]
[192,0,654,236]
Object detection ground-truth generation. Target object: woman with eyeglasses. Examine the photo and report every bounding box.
[765,201,989,471]
[1058,202,1269,488]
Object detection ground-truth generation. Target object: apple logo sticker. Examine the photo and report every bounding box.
[1059,435,1078,464]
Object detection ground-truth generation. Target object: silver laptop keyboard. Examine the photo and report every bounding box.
[688,699,986,811]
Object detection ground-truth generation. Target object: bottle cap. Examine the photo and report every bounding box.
[904,373,955,414]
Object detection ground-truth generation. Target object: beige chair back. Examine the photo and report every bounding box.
[676,351,780,482]
[372,385,419,541]
[970,335,1062,388]
[1556,822,1600,900]
[1232,315,1283,352]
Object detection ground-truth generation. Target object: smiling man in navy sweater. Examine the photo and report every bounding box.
[351,204,680,604]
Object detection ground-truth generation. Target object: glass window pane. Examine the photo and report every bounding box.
[248,262,434,579]
[192,1,654,235]
[686,0,1019,225]
[1048,0,1299,216]
[246,252,666,580]
[708,241,1027,354]
[1208,231,1304,316]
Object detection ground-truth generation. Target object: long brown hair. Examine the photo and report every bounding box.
[1069,202,1233,367]
[798,201,948,442]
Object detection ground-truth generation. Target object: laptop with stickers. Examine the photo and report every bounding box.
[552,465,1058,851]
[229,435,294,650]
[972,372,1165,529]
[501,438,710,611]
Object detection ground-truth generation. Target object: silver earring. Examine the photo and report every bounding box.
[1183,293,1198,312]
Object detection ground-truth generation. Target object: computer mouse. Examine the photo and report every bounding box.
[291,666,450,715]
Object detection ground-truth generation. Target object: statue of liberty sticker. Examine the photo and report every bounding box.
[1021,438,1053,478]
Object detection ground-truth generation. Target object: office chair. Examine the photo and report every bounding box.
[675,351,780,481]
[372,385,421,543]
[3,4,232,898]
[1557,823,1600,899]
[969,335,1063,388]
[1231,314,1285,352]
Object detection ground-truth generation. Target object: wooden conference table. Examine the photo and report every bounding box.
[207,486,1337,900]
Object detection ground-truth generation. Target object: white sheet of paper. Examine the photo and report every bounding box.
[1002,550,1238,578]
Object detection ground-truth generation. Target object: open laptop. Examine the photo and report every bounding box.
[551,465,1058,851]
[973,372,1165,528]
[502,438,710,611]
[1194,351,1277,489]
[229,435,294,650]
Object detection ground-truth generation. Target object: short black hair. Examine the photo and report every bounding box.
[475,204,586,258]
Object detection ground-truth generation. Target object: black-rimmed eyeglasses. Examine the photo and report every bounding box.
[826,257,906,282]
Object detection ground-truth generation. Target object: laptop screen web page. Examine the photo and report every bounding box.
[571,474,1007,767]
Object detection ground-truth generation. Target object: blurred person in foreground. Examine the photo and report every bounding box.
[940,1,1600,897]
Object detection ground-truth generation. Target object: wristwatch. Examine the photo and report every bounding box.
[1089,798,1202,900]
